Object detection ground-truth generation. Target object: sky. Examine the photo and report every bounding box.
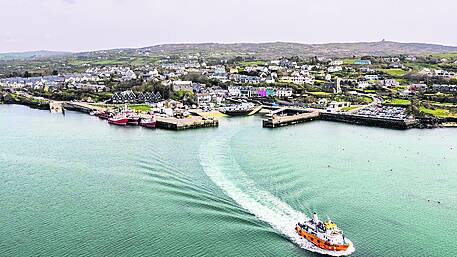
[1,0,457,53]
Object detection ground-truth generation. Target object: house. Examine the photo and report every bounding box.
[329,60,343,66]
[280,76,312,85]
[110,90,162,104]
[172,81,193,92]
[196,93,211,105]
[239,86,254,98]
[357,81,371,89]
[383,79,400,88]
[326,101,351,113]
[354,60,372,65]
[359,67,372,73]
[228,86,241,97]
[328,66,342,73]
[256,87,277,97]
[276,88,293,98]
[432,84,457,93]
[409,84,428,92]
[434,70,455,78]
[364,75,379,80]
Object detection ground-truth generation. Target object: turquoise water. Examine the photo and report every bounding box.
[1,104,456,257]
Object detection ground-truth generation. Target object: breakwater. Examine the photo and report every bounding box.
[319,112,417,129]
[156,116,218,130]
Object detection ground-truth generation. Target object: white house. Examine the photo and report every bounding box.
[172,81,193,92]
[383,79,400,88]
[364,75,379,80]
[329,60,343,66]
[276,88,293,98]
[328,66,343,73]
[358,81,371,89]
[228,86,241,97]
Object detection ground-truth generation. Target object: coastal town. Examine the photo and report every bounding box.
[1,50,457,130]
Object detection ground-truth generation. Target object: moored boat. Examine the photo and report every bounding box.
[97,111,112,120]
[295,213,354,254]
[219,103,255,116]
[127,115,140,125]
[139,117,156,128]
[108,115,129,125]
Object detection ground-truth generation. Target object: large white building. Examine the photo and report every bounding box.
[172,81,193,92]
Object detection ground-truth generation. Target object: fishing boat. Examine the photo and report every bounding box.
[126,115,140,125]
[139,116,156,128]
[295,213,353,254]
[97,111,112,120]
[108,115,129,125]
[219,103,255,116]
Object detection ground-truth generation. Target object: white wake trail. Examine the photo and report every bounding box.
[199,132,354,256]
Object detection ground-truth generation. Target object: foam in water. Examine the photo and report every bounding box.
[199,132,355,256]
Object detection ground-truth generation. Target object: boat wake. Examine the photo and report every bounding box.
[199,130,355,256]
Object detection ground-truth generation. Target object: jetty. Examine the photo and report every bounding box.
[263,108,320,128]
[64,102,103,113]
[320,112,417,129]
[49,101,64,113]
[248,105,263,116]
[155,116,218,130]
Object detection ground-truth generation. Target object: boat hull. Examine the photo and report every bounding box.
[127,117,140,125]
[220,108,254,116]
[140,122,156,128]
[295,225,349,252]
[108,118,129,125]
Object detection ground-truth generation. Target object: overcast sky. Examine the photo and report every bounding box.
[1,0,456,53]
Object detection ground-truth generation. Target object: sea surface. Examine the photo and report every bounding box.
[1,104,456,257]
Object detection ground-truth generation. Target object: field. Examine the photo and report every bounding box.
[342,58,356,65]
[420,107,457,118]
[239,60,266,66]
[128,104,151,112]
[342,106,360,111]
[384,98,411,106]
[429,52,457,59]
[381,68,407,76]
[308,91,332,96]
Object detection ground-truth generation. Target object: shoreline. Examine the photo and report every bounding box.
[2,102,456,130]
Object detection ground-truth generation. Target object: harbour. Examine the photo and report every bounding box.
[1,104,455,257]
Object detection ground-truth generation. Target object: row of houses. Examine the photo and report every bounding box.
[110,91,163,104]
[227,86,293,98]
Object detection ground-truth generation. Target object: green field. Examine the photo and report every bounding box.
[420,107,457,118]
[308,91,332,96]
[343,58,356,65]
[381,68,407,76]
[342,106,359,111]
[429,52,457,59]
[384,98,411,106]
[128,104,151,112]
[239,60,266,66]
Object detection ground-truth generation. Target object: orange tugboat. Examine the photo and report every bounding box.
[295,213,352,253]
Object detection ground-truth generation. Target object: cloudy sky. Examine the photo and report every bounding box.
[1,0,456,53]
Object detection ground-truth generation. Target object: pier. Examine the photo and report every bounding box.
[320,112,418,129]
[64,102,103,113]
[263,108,320,128]
[156,116,218,130]
[49,101,64,113]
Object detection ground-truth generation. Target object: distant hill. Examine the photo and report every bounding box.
[2,41,457,62]
[132,41,457,59]
[0,50,71,60]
